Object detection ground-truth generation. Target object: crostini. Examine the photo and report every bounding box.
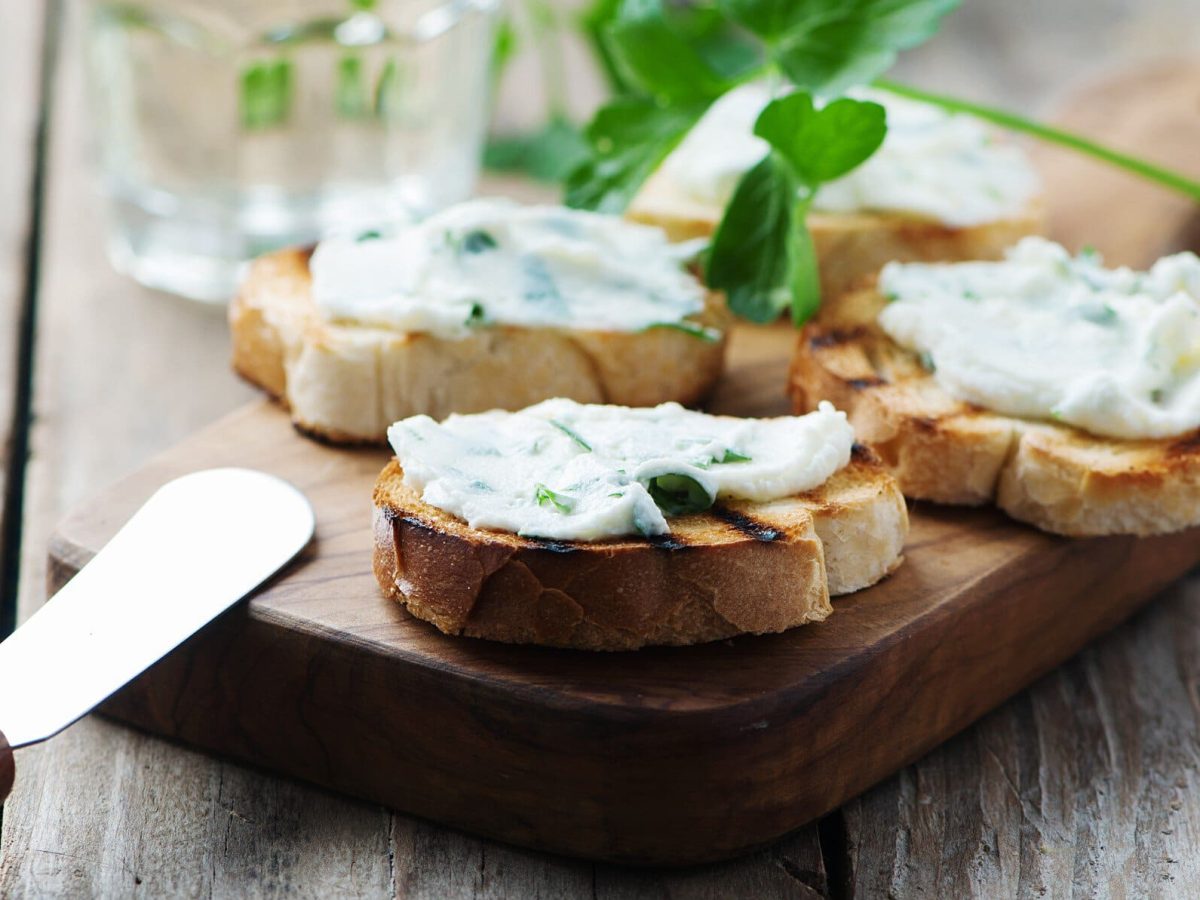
[373,399,908,649]
[232,199,730,443]
[790,237,1200,536]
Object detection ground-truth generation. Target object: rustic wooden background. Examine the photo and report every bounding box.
[1,0,1200,896]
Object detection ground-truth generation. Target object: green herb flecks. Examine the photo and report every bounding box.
[1079,302,1117,326]
[646,472,716,517]
[462,230,498,253]
[357,229,383,242]
[465,302,487,326]
[535,483,575,513]
[643,321,722,342]
[720,449,752,463]
[550,419,592,451]
[918,350,936,373]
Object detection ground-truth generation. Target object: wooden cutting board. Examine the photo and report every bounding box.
[47,64,1200,866]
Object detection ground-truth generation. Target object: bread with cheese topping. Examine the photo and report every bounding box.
[372,446,908,650]
[628,169,1044,304]
[231,247,731,444]
[788,285,1200,535]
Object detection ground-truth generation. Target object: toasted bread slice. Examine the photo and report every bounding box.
[372,448,908,650]
[628,169,1045,304]
[789,286,1200,536]
[231,248,731,444]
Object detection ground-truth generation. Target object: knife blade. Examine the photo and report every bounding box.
[0,468,314,795]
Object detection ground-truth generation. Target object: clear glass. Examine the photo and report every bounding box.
[87,0,500,302]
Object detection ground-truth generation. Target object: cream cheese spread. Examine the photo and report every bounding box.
[877,237,1200,440]
[388,399,854,541]
[659,84,1040,227]
[309,199,709,339]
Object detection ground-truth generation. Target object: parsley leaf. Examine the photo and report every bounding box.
[770,0,960,94]
[645,473,716,516]
[485,116,591,184]
[753,92,886,186]
[550,419,592,451]
[716,0,799,40]
[535,483,575,513]
[566,97,709,212]
[606,0,731,102]
[708,93,883,323]
[642,321,723,342]
[707,152,812,322]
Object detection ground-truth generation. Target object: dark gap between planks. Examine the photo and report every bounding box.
[1,0,63,640]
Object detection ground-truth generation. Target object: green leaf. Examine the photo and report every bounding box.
[706,152,802,322]
[641,321,723,342]
[720,449,752,463]
[461,230,497,253]
[465,302,487,326]
[605,0,729,102]
[485,117,591,184]
[645,473,716,517]
[717,0,801,39]
[535,483,575,513]
[753,92,886,187]
[578,0,629,92]
[772,0,960,94]
[565,98,708,212]
[550,420,592,451]
[789,210,821,325]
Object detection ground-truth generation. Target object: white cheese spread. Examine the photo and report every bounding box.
[388,399,854,541]
[309,199,709,339]
[659,84,1040,227]
[877,237,1200,440]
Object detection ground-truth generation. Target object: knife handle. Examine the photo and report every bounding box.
[0,729,12,802]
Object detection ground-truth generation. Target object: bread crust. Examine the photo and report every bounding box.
[627,168,1045,304]
[789,286,1200,536]
[231,248,732,444]
[372,450,908,650]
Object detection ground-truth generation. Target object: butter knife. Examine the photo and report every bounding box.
[0,468,314,799]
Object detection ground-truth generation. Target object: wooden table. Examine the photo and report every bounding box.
[3,1,1200,896]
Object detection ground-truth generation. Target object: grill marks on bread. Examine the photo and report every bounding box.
[372,456,908,649]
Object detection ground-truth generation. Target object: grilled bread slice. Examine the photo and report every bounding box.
[231,248,731,444]
[627,168,1044,305]
[372,447,908,651]
[789,286,1200,536]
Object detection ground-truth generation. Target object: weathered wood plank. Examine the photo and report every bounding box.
[843,575,1200,897]
[0,0,46,638]
[0,1,391,896]
[391,818,828,899]
[839,62,1200,899]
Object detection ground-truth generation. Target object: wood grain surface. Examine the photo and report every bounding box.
[2,0,1200,891]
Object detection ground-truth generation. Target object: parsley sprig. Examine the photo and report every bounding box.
[566,0,1200,325]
